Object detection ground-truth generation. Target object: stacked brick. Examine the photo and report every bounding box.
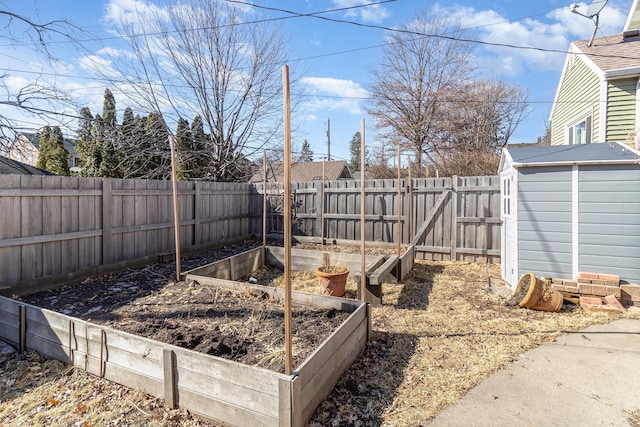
[544,272,640,312]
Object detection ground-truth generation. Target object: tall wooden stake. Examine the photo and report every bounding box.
[321,158,325,245]
[282,65,293,376]
[397,144,401,256]
[170,136,181,279]
[263,151,267,255]
[408,155,413,242]
[360,120,366,302]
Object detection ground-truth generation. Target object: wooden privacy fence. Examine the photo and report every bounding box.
[251,175,501,263]
[0,175,253,290]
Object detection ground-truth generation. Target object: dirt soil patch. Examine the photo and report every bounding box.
[15,241,348,373]
[2,241,640,426]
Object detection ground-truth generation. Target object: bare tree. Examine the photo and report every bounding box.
[106,0,293,181]
[0,6,80,153]
[367,10,474,172]
[432,79,529,176]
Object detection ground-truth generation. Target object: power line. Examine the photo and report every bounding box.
[230,0,640,61]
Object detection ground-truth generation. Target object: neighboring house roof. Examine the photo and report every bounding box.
[501,142,640,169]
[18,132,77,156]
[0,155,55,175]
[249,160,353,183]
[572,34,640,75]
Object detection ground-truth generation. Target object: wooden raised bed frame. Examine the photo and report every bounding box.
[0,246,370,427]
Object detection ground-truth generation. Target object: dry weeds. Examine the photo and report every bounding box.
[2,256,639,427]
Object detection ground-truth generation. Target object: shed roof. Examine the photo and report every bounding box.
[0,155,54,175]
[501,142,640,169]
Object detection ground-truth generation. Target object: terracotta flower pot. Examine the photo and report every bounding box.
[516,272,563,312]
[316,266,349,297]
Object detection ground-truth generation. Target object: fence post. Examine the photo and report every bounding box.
[102,178,112,265]
[194,181,201,246]
[450,175,458,261]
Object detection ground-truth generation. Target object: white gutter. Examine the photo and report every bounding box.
[604,67,640,78]
[512,159,640,168]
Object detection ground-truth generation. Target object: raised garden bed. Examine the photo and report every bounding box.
[0,245,371,426]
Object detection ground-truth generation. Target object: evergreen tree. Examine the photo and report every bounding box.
[349,131,367,172]
[46,126,70,175]
[36,126,70,175]
[175,117,192,179]
[75,107,97,175]
[36,126,52,170]
[144,112,171,179]
[298,139,313,162]
[99,89,121,177]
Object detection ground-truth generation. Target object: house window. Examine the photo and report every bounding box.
[568,116,591,145]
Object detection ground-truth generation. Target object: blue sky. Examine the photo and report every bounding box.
[0,0,632,164]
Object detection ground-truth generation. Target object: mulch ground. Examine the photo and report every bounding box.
[2,240,639,426]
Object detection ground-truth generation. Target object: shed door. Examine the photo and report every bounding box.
[501,171,517,286]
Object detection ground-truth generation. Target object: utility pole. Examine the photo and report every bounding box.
[326,117,331,161]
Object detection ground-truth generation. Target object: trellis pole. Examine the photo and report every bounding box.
[282,65,293,376]
[397,144,401,256]
[169,136,181,280]
[360,119,366,302]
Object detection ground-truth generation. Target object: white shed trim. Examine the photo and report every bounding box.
[572,165,579,278]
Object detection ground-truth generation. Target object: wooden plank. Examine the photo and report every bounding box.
[229,247,265,280]
[19,175,42,282]
[451,176,458,261]
[174,362,281,419]
[175,387,278,427]
[42,177,62,277]
[0,197,11,282]
[297,312,368,424]
[0,230,103,248]
[279,377,293,427]
[369,255,399,285]
[266,246,385,275]
[400,244,415,281]
[102,179,113,264]
[412,190,450,246]
[163,349,177,409]
[172,344,285,397]
[62,177,80,273]
[295,303,367,388]
[0,188,102,197]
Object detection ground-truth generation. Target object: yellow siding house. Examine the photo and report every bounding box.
[550,0,640,148]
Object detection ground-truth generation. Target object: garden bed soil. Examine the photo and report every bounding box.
[16,240,349,374]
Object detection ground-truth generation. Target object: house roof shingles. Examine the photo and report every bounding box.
[573,34,640,73]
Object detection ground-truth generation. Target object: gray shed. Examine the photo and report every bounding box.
[499,142,640,287]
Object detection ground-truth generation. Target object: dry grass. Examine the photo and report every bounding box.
[2,258,639,426]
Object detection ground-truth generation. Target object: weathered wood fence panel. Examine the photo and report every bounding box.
[251,175,501,263]
[0,176,254,290]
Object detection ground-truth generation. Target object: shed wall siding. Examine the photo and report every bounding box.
[606,78,638,143]
[578,165,640,283]
[517,167,573,278]
[550,57,600,145]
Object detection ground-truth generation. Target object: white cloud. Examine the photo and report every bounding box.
[437,2,628,76]
[331,0,390,24]
[78,55,120,78]
[300,77,368,116]
[104,0,169,28]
